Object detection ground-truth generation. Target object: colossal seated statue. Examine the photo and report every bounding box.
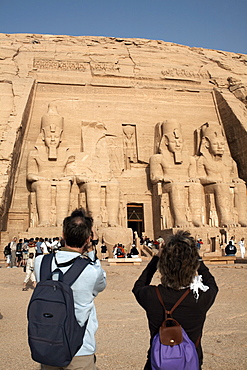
[76,121,120,227]
[27,103,74,227]
[197,121,247,227]
[150,119,202,228]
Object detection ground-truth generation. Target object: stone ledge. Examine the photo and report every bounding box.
[107,258,142,266]
[203,256,236,265]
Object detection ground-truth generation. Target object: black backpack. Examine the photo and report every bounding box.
[27,253,90,367]
[4,244,11,256]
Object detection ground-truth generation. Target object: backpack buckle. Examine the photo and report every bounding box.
[159,318,183,346]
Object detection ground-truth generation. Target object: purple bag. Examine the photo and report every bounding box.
[151,287,199,370]
[151,327,199,370]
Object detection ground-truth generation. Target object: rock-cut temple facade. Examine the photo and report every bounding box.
[0,33,247,256]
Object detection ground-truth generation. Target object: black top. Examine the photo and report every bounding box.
[101,245,107,253]
[132,256,218,369]
[130,246,139,255]
[225,243,237,255]
[4,244,11,256]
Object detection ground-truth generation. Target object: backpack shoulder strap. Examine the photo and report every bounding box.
[168,288,190,315]
[40,253,54,281]
[63,256,91,286]
[155,286,191,316]
[155,286,201,347]
[40,253,90,285]
[155,286,166,311]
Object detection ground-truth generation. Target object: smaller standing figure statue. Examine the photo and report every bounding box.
[123,125,138,170]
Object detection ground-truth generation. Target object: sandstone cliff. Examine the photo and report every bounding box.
[0,33,246,235]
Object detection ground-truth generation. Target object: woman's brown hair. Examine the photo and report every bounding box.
[158,230,200,290]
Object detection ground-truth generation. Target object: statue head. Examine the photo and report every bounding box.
[201,122,225,157]
[160,119,183,163]
[41,103,64,159]
[123,125,135,139]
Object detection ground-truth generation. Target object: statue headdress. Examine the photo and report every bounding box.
[154,119,182,154]
[40,102,64,159]
[41,102,64,131]
[198,121,225,155]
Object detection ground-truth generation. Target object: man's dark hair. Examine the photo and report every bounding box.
[158,230,199,290]
[63,208,93,249]
[60,239,65,248]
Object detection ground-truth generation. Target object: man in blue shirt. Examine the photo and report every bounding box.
[35,237,43,256]
[34,208,106,370]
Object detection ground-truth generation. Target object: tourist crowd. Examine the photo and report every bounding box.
[3,236,62,268]
[3,233,245,270]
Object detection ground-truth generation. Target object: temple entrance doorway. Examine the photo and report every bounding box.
[211,237,216,252]
[127,203,144,237]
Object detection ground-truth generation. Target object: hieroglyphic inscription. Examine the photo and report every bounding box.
[91,62,119,73]
[161,68,209,79]
[33,59,120,74]
[33,58,87,71]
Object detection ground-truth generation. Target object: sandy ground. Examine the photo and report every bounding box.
[0,260,246,370]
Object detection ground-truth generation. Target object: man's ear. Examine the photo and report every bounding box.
[164,135,169,146]
[204,137,210,149]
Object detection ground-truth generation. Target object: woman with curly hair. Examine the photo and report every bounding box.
[132,230,218,370]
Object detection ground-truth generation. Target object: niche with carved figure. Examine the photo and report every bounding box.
[122,124,138,170]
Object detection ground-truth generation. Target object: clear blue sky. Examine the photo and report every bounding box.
[0,0,246,54]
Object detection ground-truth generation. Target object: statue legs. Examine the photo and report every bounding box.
[234,183,247,227]
[31,181,71,227]
[84,182,101,225]
[31,181,51,226]
[106,182,120,227]
[188,183,203,227]
[56,181,72,226]
[164,183,187,228]
[83,181,120,227]
[205,184,233,227]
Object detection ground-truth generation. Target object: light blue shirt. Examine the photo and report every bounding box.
[34,250,106,356]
